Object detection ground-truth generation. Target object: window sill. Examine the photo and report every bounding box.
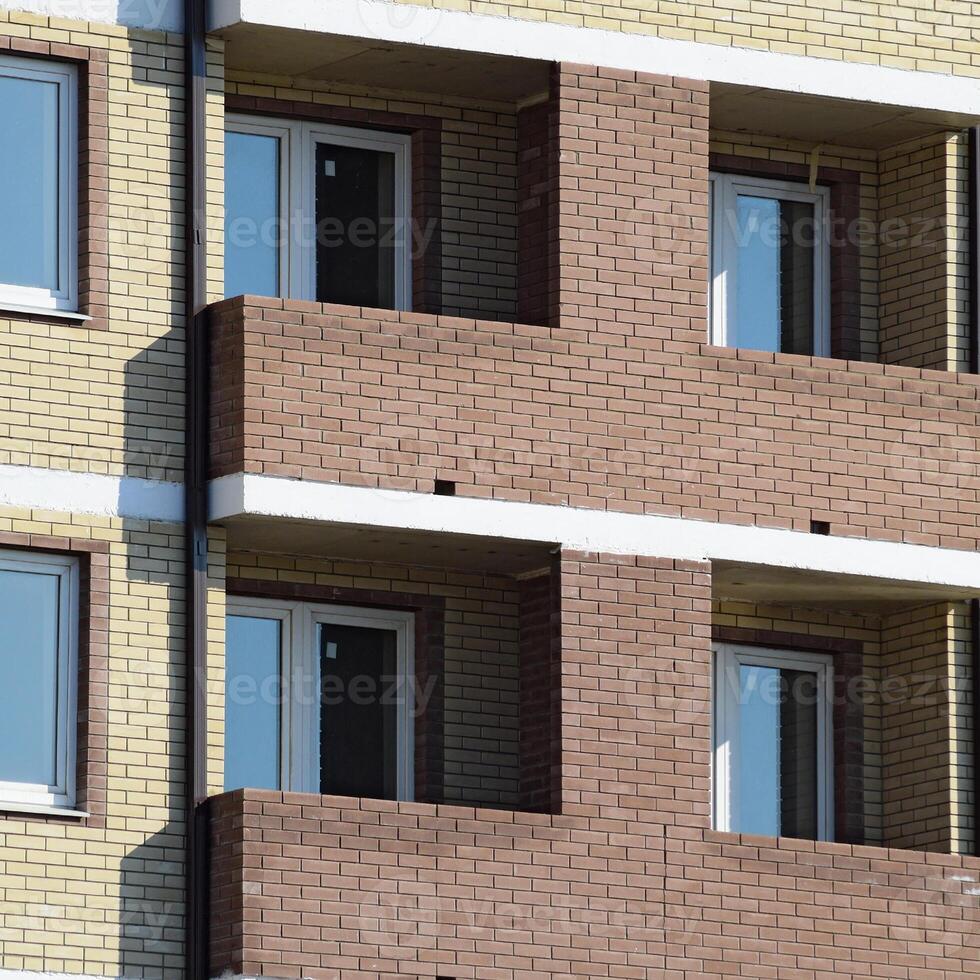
[0,303,91,323]
[0,800,88,820]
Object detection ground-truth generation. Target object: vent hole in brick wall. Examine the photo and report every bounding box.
[810,519,831,535]
[434,479,456,496]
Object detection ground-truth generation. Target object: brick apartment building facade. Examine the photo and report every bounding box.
[0,0,979,977]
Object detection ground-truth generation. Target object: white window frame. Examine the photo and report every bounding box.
[709,172,830,356]
[224,599,293,791]
[0,55,78,314]
[225,113,412,310]
[712,643,834,841]
[226,596,415,801]
[224,118,293,300]
[0,548,79,810]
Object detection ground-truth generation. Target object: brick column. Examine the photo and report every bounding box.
[878,132,969,372]
[552,65,710,350]
[518,564,561,812]
[880,602,963,851]
[557,552,712,826]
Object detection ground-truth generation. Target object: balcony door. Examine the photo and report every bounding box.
[223,597,414,801]
[224,115,411,309]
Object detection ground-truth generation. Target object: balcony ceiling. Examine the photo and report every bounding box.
[220,514,554,575]
[713,560,977,611]
[219,24,549,103]
[712,82,978,149]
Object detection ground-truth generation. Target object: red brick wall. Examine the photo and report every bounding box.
[209,65,980,549]
[552,66,709,348]
[209,296,980,549]
[209,791,980,979]
[516,92,558,326]
[209,552,980,978]
[517,566,560,812]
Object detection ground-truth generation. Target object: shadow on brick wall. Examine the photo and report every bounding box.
[118,822,186,978]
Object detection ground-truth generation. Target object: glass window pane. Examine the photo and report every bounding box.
[224,614,282,791]
[737,664,780,836]
[318,623,398,799]
[0,568,60,786]
[315,142,397,308]
[735,195,815,355]
[778,200,816,355]
[736,662,821,839]
[225,131,280,298]
[0,74,59,291]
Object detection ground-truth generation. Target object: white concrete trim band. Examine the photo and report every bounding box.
[2,463,978,590]
[0,464,183,522]
[0,0,974,114]
[0,0,182,31]
[210,473,980,592]
[212,0,980,116]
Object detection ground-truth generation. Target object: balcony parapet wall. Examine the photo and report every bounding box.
[210,296,980,550]
[210,788,980,978]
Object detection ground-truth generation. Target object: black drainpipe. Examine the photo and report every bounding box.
[183,0,209,973]
[969,126,980,858]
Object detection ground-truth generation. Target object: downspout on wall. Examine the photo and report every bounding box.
[184,0,209,973]
[969,126,980,858]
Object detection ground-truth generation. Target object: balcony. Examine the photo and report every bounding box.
[210,295,980,550]
[209,788,980,978]
[207,538,980,978]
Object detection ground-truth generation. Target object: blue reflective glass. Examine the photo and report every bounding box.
[735,195,781,353]
[224,131,280,298]
[0,74,59,290]
[0,568,60,786]
[737,664,780,837]
[224,614,282,791]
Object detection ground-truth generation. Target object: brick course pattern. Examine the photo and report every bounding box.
[209,65,980,550]
[209,552,980,979]
[209,296,980,549]
[209,791,980,979]
[392,0,980,79]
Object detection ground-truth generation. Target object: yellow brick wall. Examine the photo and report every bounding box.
[0,12,226,975]
[948,602,974,854]
[395,0,980,77]
[878,132,970,371]
[0,507,186,975]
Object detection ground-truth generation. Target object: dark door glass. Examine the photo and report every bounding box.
[315,141,396,308]
[318,623,398,799]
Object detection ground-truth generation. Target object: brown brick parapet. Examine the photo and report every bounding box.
[209,789,980,978]
[209,294,980,550]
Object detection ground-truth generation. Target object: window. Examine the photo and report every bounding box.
[0,549,79,809]
[224,115,411,309]
[0,56,77,313]
[224,598,414,801]
[710,173,829,356]
[713,644,834,840]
